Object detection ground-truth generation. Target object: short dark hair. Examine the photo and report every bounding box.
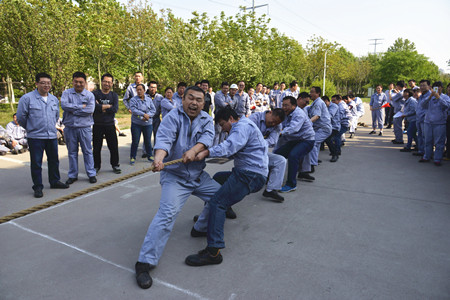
[331,94,342,100]
[342,95,349,100]
[215,106,238,124]
[419,79,430,85]
[136,84,146,90]
[201,80,210,86]
[256,82,262,86]
[101,73,114,81]
[280,82,286,85]
[148,80,158,86]
[348,91,355,98]
[221,81,230,87]
[134,71,143,76]
[396,81,405,88]
[35,72,52,82]
[311,86,321,95]
[273,82,279,86]
[432,81,443,88]
[271,108,285,122]
[289,80,298,88]
[408,79,416,83]
[183,86,205,98]
[298,92,310,99]
[322,95,330,102]
[177,82,187,88]
[403,89,413,98]
[13,113,17,118]
[195,81,201,86]
[72,72,86,80]
[283,96,297,106]
[165,87,174,93]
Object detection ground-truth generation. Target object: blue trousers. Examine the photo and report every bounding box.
[267,153,286,191]
[27,138,60,191]
[393,117,403,142]
[416,120,425,154]
[64,127,96,178]
[310,127,331,166]
[324,129,340,156]
[371,109,384,129]
[138,171,220,265]
[131,123,152,159]
[274,139,314,187]
[423,123,446,161]
[406,120,417,149]
[207,168,266,248]
[337,125,348,155]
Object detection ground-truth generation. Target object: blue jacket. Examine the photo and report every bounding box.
[308,97,332,132]
[160,98,177,118]
[403,97,417,122]
[248,111,282,148]
[155,106,214,181]
[370,93,387,109]
[279,107,315,143]
[16,89,59,139]
[233,91,250,117]
[214,90,235,112]
[129,95,156,126]
[338,101,349,127]
[209,117,268,177]
[328,102,341,131]
[416,90,430,123]
[148,93,163,121]
[60,88,95,128]
[422,93,450,125]
[391,90,405,113]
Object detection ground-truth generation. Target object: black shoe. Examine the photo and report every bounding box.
[119,132,126,137]
[135,262,153,289]
[262,190,284,202]
[191,226,207,237]
[34,188,43,198]
[419,158,430,163]
[193,215,199,222]
[89,176,97,184]
[386,125,392,129]
[0,151,6,156]
[349,133,354,138]
[392,141,404,144]
[400,148,412,152]
[65,177,78,185]
[141,153,147,158]
[185,247,223,266]
[369,130,376,134]
[318,159,322,164]
[50,181,69,189]
[297,172,315,181]
[330,155,339,162]
[226,207,237,219]
[412,152,423,156]
[378,132,383,136]
[112,166,121,174]
[310,165,315,174]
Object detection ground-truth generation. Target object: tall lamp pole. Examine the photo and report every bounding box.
[323,49,328,96]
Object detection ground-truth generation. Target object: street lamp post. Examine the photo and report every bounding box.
[323,49,328,96]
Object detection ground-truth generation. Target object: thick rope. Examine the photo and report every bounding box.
[0,158,184,224]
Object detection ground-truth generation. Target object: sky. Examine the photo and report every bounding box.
[122,0,450,72]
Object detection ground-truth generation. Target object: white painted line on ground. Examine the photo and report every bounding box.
[9,221,209,300]
[0,171,158,227]
[0,156,87,178]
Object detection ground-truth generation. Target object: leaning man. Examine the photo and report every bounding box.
[16,73,69,198]
[135,86,221,289]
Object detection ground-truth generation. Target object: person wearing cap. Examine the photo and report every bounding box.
[233,81,250,117]
[135,86,221,289]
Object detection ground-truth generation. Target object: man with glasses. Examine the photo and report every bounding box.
[92,73,121,174]
[16,73,69,198]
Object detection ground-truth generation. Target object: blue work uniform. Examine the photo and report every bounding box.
[416,90,430,155]
[129,95,156,159]
[392,90,405,142]
[206,117,268,249]
[123,83,148,109]
[308,97,332,166]
[233,91,250,117]
[421,93,450,162]
[60,88,96,179]
[370,92,387,129]
[160,98,177,118]
[403,97,418,149]
[249,112,286,192]
[324,102,341,157]
[213,91,234,145]
[138,106,220,266]
[17,89,62,190]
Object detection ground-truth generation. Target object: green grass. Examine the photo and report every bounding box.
[0,103,17,128]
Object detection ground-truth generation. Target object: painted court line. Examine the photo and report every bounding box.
[9,221,209,300]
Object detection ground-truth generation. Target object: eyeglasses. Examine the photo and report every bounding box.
[38,81,51,86]
[102,81,113,84]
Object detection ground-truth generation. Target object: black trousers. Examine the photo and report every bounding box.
[324,130,340,156]
[93,124,119,169]
[446,115,450,158]
[385,106,393,126]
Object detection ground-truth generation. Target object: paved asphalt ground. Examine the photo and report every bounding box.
[1,105,449,299]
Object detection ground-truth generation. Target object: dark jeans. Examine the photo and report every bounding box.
[446,116,450,158]
[386,106,394,126]
[152,117,161,147]
[337,125,348,155]
[274,139,314,187]
[28,138,60,191]
[130,123,153,159]
[324,129,340,156]
[406,120,417,149]
[208,168,266,248]
[93,124,119,169]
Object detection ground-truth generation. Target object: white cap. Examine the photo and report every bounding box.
[230,84,238,89]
